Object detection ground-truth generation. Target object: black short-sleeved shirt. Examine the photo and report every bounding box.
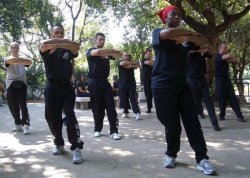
[76,81,87,96]
[141,58,153,80]
[215,53,229,79]
[40,48,77,80]
[186,52,206,79]
[86,47,110,79]
[151,28,189,89]
[118,62,136,89]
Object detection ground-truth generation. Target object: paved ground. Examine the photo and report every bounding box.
[0,102,250,178]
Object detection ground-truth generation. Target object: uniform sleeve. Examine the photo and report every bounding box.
[152,28,161,48]
[86,48,93,58]
[215,53,222,62]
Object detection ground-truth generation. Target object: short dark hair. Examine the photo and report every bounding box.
[95,32,105,39]
[51,24,64,32]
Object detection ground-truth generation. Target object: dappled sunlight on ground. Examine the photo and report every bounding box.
[0,102,250,177]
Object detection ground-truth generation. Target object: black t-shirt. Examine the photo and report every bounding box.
[76,81,87,96]
[118,62,136,89]
[186,52,206,79]
[215,53,229,79]
[86,47,110,79]
[151,28,189,89]
[40,48,77,80]
[141,58,153,80]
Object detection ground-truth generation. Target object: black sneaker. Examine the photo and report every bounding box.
[146,109,151,113]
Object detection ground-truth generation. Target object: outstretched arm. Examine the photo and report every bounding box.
[90,48,122,58]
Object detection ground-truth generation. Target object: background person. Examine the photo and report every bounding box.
[215,42,246,122]
[141,48,154,113]
[86,32,122,140]
[5,42,31,135]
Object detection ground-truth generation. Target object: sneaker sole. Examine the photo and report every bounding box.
[197,166,216,175]
[164,164,175,168]
[73,159,83,164]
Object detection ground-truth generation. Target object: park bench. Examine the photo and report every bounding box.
[75,97,91,109]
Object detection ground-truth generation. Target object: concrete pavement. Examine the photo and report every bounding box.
[0,102,250,178]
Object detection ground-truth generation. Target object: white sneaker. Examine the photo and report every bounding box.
[12,125,23,132]
[22,125,30,135]
[135,113,142,120]
[72,148,83,164]
[121,113,129,118]
[94,132,101,137]
[52,146,65,155]
[110,133,121,140]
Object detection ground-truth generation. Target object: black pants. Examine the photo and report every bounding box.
[143,79,153,109]
[7,84,30,125]
[88,79,118,134]
[215,78,243,118]
[187,78,219,126]
[153,87,209,163]
[119,84,140,114]
[45,81,83,151]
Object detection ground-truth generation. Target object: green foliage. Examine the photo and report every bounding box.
[0,0,63,41]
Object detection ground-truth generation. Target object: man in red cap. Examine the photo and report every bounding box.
[151,5,216,175]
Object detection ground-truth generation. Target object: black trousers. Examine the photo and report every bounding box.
[187,78,219,126]
[143,79,153,109]
[45,81,83,151]
[153,87,209,163]
[88,79,118,134]
[7,85,30,125]
[119,83,140,114]
[215,78,243,118]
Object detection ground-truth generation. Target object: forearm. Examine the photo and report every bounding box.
[91,48,122,58]
[40,43,80,54]
[5,57,32,65]
[160,28,198,40]
[41,38,79,44]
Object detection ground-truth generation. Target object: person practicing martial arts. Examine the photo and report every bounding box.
[152,5,216,175]
[40,25,84,164]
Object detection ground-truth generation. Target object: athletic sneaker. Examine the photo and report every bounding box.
[121,113,129,118]
[94,132,101,137]
[12,125,23,132]
[197,159,216,175]
[72,148,83,164]
[164,155,176,168]
[52,146,65,155]
[22,125,30,135]
[110,133,121,140]
[135,113,142,120]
